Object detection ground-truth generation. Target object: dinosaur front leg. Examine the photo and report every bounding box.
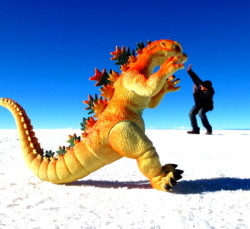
[148,75,181,108]
[108,121,183,191]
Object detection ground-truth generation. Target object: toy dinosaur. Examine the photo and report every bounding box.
[0,39,187,191]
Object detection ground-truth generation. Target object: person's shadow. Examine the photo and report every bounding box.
[66,177,250,194]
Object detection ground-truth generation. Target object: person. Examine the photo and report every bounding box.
[186,64,215,135]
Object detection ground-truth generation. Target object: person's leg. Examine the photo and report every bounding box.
[188,105,200,134]
[198,108,212,134]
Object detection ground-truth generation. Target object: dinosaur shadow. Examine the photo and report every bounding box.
[66,179,151,190]
[66,177,250,194]
[174,177,250,194]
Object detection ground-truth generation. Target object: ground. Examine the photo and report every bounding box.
[1,129,250,228]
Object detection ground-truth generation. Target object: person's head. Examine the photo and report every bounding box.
[201,80,212,91]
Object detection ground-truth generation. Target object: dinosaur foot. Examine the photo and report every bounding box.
[150,164,184,192]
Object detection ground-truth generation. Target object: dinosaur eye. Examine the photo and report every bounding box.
[174,44,181,52]
[160,41,182,51]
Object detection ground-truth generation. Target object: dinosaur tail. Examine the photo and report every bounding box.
[0,98,103,184]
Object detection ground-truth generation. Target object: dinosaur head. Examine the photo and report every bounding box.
[129,39,187,77]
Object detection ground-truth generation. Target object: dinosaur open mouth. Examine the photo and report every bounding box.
[165,53,188,67]
[151,53,187,75]
[175,53,188,64]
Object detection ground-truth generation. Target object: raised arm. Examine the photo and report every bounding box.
[187,64,202,85]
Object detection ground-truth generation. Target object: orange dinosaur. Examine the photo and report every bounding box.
[0,39,187,191]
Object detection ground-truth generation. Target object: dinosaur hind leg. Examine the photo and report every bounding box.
[108,121,183,191]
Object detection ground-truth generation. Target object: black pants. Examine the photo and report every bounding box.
[189,105,212,131]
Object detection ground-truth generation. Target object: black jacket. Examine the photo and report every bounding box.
[187,69,215,110]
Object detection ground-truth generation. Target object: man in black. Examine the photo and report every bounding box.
[186,64,215,135]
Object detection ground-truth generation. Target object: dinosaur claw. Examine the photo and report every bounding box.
[173,169,184,181]
[174,174,182,181]
[170,164,178,169]
[165,184,172,191]
[177,169,184,175]
[170,178,177,186]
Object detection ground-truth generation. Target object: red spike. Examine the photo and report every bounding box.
[83,95,93,106]
[86,117,96,128]
[89,68,106,81]
[110,46,125,60]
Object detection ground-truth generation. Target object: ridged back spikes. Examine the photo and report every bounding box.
[81,41,151,134]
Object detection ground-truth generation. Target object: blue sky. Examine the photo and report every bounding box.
[0,0,249,130]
